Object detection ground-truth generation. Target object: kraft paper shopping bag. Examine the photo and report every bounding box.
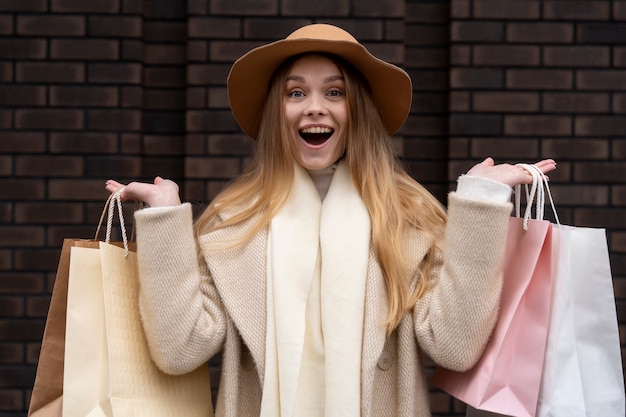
[536,225,625,417]
[62,190,214,417]
[28,239,76,417]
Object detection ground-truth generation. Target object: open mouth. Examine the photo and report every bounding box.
[299,126,334,146]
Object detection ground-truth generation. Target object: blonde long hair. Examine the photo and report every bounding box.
[195,53,447,334]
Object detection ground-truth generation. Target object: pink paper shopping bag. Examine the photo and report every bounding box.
[432,165,554,417]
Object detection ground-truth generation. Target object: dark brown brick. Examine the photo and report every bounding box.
[411,93,447,114]
[210,0,275,15]
[543,138,609,159]
[16,62,85,83]
[185,157,240,180]
[144,44,186,65]
[0,39,46,59]
[507,69,573,90]
[208,87,229,108]
[405,25,448,47]
[186,110,238,132]
[121,40,142,61]
[506,22,573,43]
[449,114,502,136]
[50,86,118,107]
[15,156,83,177]
[88,63,141,84]
[551,184,609,206]
[451,0,470,18]
[0,227,44,248]
[0,110,10,129]
[85,156,141,178]
[142,0,186,19]
[450,68,504,89]
[207,134,253,155]
[0,157,10,176]
[27,296,51,318]
[0,63,12,82]
[0,133,46,153]
[473,45,540,66]
[0,296,22,316]
[615,48,626,67]
[577,23,626,44]
[121,86,142,108]
[187,87,206,108]
[50,39,119,60]
[51,0,119,13]
[353,0,403,18]
[450,45,470,66]
[142,135,185,155]
[122,0,142,13]
[0,389,22,411]
[574,207,626,229]
[398,116,447,137]
[17,15,85,36]
[0,0,47,12]
[577,70,626,90]
[473,92,540,113]
[88,16,142,38]
[0,343,23,362]
[575,116,626,136]
[574,162,626,184]
[544,1,610,21]
[188,0,207,14]
[615,1,626,21]
[406,2,448,23]
[451,21,503,42]
[0,16,12,35]
[0,180,45,200]
[15,203,83,224]
[144,67,186,87]
[14,249,63,272]
[48,180,110,201]
[405,48,447,69]
[189,17,240,38]
[50,132,118,154]
[613,186,626,206]
[407,69,448,91]
[144,21,187,42]
[15,109,84,131]
[449,91,470,112]
[87,110,141,131]
[474,0,540,19]
[544,46,609,67]
[0,86,45,107]
[504,115,572,136]
[613,94,626,113]
[471,138,539,160]
[47,225,96,246]
[543,93,609,113]
[187,41,207,61]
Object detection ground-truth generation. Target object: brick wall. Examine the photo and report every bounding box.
[0,0,624,416]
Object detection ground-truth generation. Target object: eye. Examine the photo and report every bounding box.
[288,90,305,98]
[327,89,343,97]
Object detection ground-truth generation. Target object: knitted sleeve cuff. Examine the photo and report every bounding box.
[456,175,512,204]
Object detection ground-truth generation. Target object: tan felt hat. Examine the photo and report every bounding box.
[227,24,412,139]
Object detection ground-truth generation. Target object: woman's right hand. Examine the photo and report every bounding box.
[105,177,181,207]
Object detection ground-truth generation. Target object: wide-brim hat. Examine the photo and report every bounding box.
[227,23,412,140]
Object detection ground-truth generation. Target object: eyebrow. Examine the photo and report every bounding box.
[286,74,344,83]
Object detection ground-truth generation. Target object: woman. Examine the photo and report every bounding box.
[106,24,556,417]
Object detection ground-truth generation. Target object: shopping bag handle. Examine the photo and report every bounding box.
[95,188,129,256]
[514,163,560,230]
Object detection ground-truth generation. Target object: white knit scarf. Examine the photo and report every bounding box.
[261,160,371,417]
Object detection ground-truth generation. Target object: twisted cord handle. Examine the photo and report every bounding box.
[514,163,560,230]
[95,188,129,257]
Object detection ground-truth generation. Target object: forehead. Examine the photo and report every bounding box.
[287,54,342,76]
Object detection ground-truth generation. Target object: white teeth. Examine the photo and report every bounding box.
[300,126,333,134]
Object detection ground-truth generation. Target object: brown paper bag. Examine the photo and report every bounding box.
[28,239,103,417]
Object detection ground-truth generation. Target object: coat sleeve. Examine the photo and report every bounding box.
[412,193,511,372]
[134,203,227,375]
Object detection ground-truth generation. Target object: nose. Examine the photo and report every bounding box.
[304,93,328,116]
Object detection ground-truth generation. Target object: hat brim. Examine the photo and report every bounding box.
[227,38,412,139]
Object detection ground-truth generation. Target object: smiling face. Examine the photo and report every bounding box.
[283,54,348,171]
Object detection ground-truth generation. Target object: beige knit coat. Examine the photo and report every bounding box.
[134,192,512,417]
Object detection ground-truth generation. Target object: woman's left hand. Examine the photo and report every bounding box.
[466,157,557,187]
